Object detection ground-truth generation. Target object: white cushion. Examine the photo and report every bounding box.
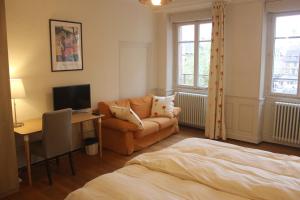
[110,106,144,130]
[151,95,175,118]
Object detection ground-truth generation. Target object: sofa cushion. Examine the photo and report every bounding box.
[102,118,139,133]
[109,105,130,120]
[134,120,159,139]
[173,107,181,117]
[130,96,153,119]
[151,95,175,118]
[98,99,130,120]
[144,117,177,130]
[109,106,144,130]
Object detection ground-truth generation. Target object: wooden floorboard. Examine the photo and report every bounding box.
[4,127,300,200]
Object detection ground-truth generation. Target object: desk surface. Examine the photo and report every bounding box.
[14,113,103,135]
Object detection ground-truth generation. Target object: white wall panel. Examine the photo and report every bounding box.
[119,42,150,99]
[226,96,264,143]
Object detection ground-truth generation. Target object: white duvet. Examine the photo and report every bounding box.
[66,138,300,200]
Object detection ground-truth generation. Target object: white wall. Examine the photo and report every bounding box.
[156,0,300,146]
[266,0,300,12]
[224,0,265,143]
[119,42,153,99]
[6,0,158,121]
[224,0,300,146]
[225,0,265,99]
[156,0,267,143]
[262,0,300,147]
[155,12,173,95]
[0,0,18,197]
[156,9,212,96]
[5,0,158,166]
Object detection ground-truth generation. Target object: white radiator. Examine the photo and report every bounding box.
[175,92,207,128]
[273,102,300,144]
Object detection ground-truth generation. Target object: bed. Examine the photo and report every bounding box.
[65,138,300,200]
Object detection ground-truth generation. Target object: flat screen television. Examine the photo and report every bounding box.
[53,84,91,110]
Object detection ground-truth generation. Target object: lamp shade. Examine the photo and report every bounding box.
[10,78,26,99]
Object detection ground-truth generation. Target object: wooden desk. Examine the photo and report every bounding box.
[14,113,104,186]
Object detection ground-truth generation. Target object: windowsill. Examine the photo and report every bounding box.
[265,93,300,104]
[175,86,208,95]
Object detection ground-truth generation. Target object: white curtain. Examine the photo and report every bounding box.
[205,1,226,140]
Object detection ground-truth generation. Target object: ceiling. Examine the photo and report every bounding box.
[130,0,259,13]
[156,0,215,12]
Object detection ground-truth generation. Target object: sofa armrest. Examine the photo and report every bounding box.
[102,118,139,132]
[173,107,181,117]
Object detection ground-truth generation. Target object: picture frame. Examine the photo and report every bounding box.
[49,19,83,72]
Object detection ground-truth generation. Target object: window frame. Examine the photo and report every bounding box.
[174,20,212,93]
[266,11,300,99]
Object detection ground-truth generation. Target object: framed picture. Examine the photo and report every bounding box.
[49,19,83,72]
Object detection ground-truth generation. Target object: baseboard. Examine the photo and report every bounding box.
[263,134,300,148]
[0,187,19,199]
[227,133,262,144]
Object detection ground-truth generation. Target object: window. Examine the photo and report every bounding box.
[270,14,300,96]
[176,21,212,89]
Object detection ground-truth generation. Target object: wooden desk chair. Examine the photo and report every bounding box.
[31,108,75,185]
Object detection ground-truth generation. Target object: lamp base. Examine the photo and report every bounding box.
[14,122,24,128]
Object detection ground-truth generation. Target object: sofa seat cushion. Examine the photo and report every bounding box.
[130,96,152,119]
[144,117,177,130]
[102,118,139,133]
[134,120,159,139]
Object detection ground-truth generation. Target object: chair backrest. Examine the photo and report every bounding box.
[42,108,72,158]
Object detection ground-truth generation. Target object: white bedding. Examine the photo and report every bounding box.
[66,138,300,200]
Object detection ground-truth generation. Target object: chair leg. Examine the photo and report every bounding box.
[68,152,75,176]
[45,159,53,185]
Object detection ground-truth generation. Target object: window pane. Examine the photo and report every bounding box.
[178,42,194,86]
[198,42,211,87]
[272,79,298,95]
[179,25,194,42]
[276,15,300,38]
[199,23,212,41]
[272,38,300,95]
[198,75,209,89]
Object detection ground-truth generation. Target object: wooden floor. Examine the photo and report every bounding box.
[4,127,300,200]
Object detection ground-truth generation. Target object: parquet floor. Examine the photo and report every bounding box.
[4,127,300,200]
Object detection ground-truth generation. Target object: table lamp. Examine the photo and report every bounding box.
[10,78,26,127]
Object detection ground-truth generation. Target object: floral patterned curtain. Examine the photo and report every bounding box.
[205,1,226,140]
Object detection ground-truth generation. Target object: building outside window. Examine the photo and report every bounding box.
[270,14,300,97]
[176,21,212,91]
